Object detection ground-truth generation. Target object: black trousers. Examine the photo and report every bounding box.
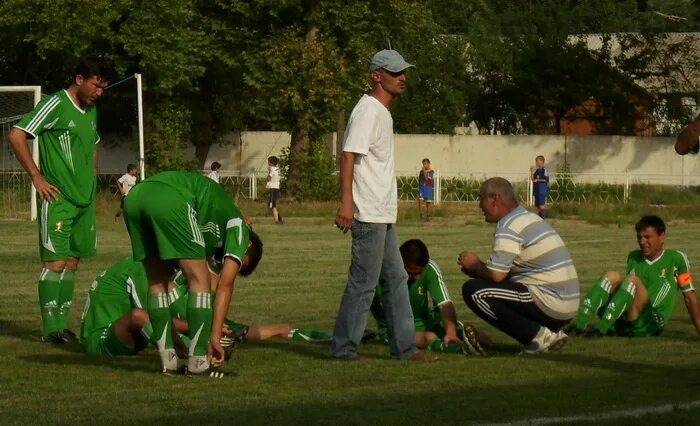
[462,278,570,345]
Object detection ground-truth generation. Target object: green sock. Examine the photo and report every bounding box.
[596,280,636,333]
[426,339,463,354]
[148,293,173,351]
[187,292,212,357]
[38,269,61,337]
[56,269,75,332]
[574,276,612,331]
[289,328,332,342]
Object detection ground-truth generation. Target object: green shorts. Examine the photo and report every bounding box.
[38,195,96,261]
[123,182,206,261]
[82,324,137,356]
[613,304,664,337]
[378,311,445,344]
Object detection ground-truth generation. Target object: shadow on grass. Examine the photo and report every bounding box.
[19,351,159,373]
[243,339,388,361]
[0,318,83,354]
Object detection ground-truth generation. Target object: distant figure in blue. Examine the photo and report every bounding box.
[532,155,549,219]
[418,158,434,221]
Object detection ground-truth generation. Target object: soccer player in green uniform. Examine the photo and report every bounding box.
[370,239,486,355]
[80,256,154,356]
[568,215,700,337]
[168,266,332,345]
[7,58,111,344]
[123,171,263,377]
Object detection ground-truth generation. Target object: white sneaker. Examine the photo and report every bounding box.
[521,328,568,355]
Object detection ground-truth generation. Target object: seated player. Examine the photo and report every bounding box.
[80,256,153,356]
[370,239,487,356]
[168,256,332,346]
[567,215,700,338]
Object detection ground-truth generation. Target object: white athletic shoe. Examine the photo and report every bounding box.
[521,328,568,355]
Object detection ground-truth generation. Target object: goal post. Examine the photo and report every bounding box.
[0,86,41,220]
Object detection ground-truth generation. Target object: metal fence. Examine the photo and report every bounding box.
[395,171,697,205]
[96,173,260,201]
[2,170,698,220]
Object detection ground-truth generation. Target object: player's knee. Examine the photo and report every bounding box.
[624,274,643,287]
[462,280,478,303]
[130,308,149,328]
[603,270,622,285]
[43,260,67,273]
[65,257,80,270]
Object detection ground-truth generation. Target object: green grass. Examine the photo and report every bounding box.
[2,203,700,425]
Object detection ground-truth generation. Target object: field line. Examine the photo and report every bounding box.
[479,398,700,425]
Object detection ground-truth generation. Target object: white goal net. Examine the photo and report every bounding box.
[0,86,41,220]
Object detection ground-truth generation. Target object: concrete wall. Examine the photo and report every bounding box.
[93,132,700,185]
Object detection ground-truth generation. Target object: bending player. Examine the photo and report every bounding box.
[123,171,263,377]
[567,215,700,338]
[370,239,487,355]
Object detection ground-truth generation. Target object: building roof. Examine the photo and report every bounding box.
[570,33,700,96]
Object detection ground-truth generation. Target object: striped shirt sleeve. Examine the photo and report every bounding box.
[486,227,523,273]
[14,94,61,138]
[423,261,451,306]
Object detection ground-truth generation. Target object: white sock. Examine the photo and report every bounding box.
[188,355,210,373]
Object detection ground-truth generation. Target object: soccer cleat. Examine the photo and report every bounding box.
[162,366,187,377]
[223,325,249,344]
[61,329,78,343]
[219,336,236,361]
[562,323,587,337]
[583,328,607,338]
[522,328,568,355]
[458,322,486,356]
[361,329,377,343]
[187,366,227,379]
[42,331,66,345]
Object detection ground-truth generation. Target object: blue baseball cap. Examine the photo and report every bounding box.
[369,49,415,72]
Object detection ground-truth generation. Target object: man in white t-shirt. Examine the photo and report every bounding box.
[114,163,138,222]
[266,156,283,224]
[331,50,433,362]
[208,161,221,183]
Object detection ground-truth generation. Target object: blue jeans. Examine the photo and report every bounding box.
[330,221,418,360]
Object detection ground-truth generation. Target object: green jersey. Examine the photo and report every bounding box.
[626,249,694,326]
[79,256,148,343]
[371,260,451,331]
[145,172,250,262]
[15,90,99,207]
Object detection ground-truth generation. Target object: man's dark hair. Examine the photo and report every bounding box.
[211,161,222,171]
[72,57,113,84]
[635,215,666,235]
[399,239,429,267]
[127,163,137,172]
[240,230,263,276]
[268,156,279,166]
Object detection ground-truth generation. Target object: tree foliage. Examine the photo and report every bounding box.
[3,0,700,196]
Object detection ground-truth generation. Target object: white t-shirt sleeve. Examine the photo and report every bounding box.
[343,105,377,155]
[118,174,128,184]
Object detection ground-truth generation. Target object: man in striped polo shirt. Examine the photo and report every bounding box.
[8,58,111,344]
[459,177,579,354]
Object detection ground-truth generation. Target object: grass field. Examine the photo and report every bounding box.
[2,202,700,425]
